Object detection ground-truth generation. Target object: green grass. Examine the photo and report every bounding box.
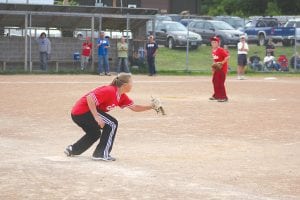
[155,44,300,74]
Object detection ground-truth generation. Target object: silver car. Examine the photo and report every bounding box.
[188,19,244,46]
[154,21,202,49]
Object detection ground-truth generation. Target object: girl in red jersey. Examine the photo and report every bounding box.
[64,73,154,161]
[209,36,230,102]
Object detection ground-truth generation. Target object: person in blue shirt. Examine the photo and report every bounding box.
[97,31,110,76]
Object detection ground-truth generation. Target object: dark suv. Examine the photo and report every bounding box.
[154,21,202,49]
[188,19,244,46]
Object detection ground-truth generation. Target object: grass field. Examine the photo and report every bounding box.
[155,44,300,73]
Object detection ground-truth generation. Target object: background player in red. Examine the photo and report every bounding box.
[209,36,230,102]
[80,36,92,70]
[64,73,154,161]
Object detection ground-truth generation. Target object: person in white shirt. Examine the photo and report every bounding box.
[237,35,249,80]
[263,52,280,71]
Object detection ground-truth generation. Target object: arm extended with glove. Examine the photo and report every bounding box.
[128,96,166,115]
[151,96,166,115]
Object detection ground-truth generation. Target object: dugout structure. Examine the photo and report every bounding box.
[0,3,157,72]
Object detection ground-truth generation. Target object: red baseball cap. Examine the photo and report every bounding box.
[210,36,220,43]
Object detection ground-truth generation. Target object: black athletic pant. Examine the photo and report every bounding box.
[147,56,156,75]
[71,111,118,159]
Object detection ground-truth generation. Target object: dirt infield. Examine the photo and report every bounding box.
[0,75,299,200]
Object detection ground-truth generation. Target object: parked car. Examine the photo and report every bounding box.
[153,21,202,49]
[180,18,195,27]
[243,17,284,46]
[214,16,245,30]
[155,15,173,22]
[181,16,214,27]
[188,19,244,46]
[146,14,173,35]
[4,27,62,37]
[166,14,182,22]
[282,18,300,46]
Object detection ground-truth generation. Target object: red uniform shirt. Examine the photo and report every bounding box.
[71,85,134,115]
[82,42,92,57]
[212,47,229,74]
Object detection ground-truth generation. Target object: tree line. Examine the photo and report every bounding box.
[55,0,300,17]
[200,0,300,17]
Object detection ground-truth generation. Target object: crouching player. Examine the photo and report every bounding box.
[64,73,154,161]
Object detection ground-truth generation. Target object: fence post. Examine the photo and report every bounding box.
[91,16,95,72]
[294,27,297,72]
[185,14,190,72]
[24,13,28,72]
[29,13,32,72]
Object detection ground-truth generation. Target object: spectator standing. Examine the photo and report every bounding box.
[97,31,110,76]
[81,37,92,70]
[37,32,51,71]
[237,35,249,80]
[145,35,158,76]
[209,36,230,102]
[117,36,130,74]
[266,38,275,56]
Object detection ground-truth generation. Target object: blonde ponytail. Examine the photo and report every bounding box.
[110,73,132,88]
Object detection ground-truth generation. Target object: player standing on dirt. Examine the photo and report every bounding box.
[209,36,230,102]
[64,73,158,161]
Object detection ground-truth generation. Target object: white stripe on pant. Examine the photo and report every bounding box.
[98,113,117,159]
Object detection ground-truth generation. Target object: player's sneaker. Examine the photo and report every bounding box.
[64,145,73,156]
[217,98,228,102]
[209,97,217,100]
[99,73,105,76]
[92,155,116,162]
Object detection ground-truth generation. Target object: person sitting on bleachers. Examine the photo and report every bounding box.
[263,53,281,71]
[277,55,289,71]
[249,52,263,71]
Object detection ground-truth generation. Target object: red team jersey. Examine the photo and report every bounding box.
[212,47,229,74]
[72,85,134,115]
[82,42,92,57]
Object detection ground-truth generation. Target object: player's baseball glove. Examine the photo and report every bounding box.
[151,96,166,115]
[211,62,222,70]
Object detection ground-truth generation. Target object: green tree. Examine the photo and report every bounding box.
[276,0,300,15]
[265,1,281,16]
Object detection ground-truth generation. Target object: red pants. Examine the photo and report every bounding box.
[212,70,227,99]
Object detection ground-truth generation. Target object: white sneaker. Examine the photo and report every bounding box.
[241,76,246,80]
[64,145,73,156]
[237,76,242,80]
[92,155,116,162]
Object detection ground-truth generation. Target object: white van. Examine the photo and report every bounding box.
[4,27,61,38]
